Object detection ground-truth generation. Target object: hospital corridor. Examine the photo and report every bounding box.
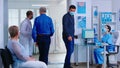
[1,0,120,68]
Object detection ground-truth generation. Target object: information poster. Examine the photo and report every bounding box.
[77,16,86,28]
[101,12,112,24]
[77,2,86,14]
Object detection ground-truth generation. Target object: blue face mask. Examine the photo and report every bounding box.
[69,12,75,16]
[104,28,107,32]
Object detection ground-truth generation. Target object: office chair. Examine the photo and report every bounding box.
[1,46,14,68]
[106,31,120,68]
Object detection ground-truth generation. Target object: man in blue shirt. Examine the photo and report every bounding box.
[62,5,76,68]
[32,7,54,65]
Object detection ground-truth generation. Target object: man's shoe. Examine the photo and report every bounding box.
[96,64,102,68]
[70,66,73,68]
[63,66,73,68]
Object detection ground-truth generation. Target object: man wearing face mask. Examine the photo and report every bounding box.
[62,5,76,68]
[19,10,34,57]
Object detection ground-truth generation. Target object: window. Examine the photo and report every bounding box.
[8,9,19,27]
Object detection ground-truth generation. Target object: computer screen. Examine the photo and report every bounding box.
[82,29,94,39]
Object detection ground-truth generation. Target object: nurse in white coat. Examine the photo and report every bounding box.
[19,10,33,56]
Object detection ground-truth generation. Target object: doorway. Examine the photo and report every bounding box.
[8,0,67,67]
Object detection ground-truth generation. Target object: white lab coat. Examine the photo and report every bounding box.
[19,18,33,56]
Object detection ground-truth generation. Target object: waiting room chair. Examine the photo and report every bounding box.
[1,46,14,68]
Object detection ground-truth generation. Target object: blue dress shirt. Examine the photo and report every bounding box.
[32,14,54,42]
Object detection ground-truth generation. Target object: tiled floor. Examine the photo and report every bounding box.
[34,53,120,68]
[48,53,65,68]
[34,53,65,68]
[34,53,96,68]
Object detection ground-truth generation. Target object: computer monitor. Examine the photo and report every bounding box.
[82,29,94,39]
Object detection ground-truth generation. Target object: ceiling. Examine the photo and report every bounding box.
[8,0,63,5]
[8,0,65,8]
[8,0,59,1]
[8,0,63,3]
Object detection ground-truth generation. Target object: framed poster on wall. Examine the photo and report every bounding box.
[77,16,86,28]
[119,9,120,22]
[92,6,99,37]
[77,2,86,14]
[92,6,98,24]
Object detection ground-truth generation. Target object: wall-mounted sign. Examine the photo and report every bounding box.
[77,2,86,14]
[77,16,86,28]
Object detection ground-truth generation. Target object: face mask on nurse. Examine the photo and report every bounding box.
[104,28,107,32]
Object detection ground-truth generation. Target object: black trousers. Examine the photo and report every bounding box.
[37,35,51,65]
[0,49,3,68]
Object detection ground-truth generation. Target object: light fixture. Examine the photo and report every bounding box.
[32,4,48,7]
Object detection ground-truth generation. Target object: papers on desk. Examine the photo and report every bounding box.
[95,42,101,46]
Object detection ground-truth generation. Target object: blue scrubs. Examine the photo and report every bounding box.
[94,33,115,64]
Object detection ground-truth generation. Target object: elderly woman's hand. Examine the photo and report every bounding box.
[27,57,36,61]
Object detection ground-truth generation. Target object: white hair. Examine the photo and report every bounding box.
[39,7,46,12]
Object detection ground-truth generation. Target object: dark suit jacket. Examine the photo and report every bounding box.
[62,12,75,38]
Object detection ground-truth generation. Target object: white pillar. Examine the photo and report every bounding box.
[0,0,8,67]
[67,0,72,10]
[112,0,120,62]
[0,0,8,49]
